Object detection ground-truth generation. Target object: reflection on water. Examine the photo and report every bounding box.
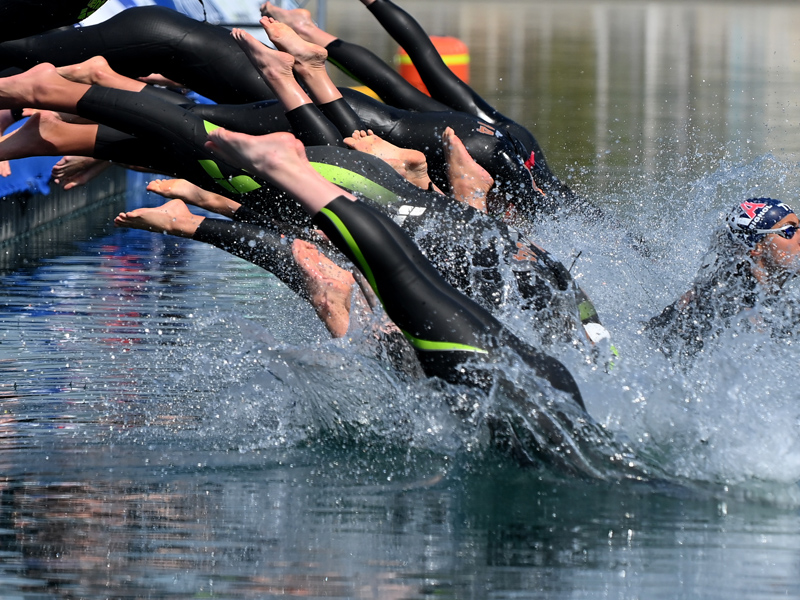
[1,1,800,598]
[330,0,800,192]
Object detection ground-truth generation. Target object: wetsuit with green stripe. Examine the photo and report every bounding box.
[75,85,603,349]
[0,5,558,220]
[311,195,584,407]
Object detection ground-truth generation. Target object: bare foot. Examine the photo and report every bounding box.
[137,73,185,88]
[292,238,354,338]
[114,199,203,237]
[231,27,296,87]
[56,56,145,92]
[204,129,350,214]
[0,63,64,110]
[261,18,327,76]
[442,127,493,212]
[0,111,66,160]
[205,129,304,187]
[260,2,337,47]
[344,130,432,190]
[230,27,311,111]
[147,178,241,219]
[52,156,111,190]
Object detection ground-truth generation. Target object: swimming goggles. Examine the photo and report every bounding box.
[748,224,800,239]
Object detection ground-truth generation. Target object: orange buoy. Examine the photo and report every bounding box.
[394,36,470,96]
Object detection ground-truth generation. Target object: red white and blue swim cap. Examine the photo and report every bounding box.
[727,198,795,247]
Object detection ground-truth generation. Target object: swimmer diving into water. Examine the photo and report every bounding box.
[0,2,582,222]
[648,198,800,362]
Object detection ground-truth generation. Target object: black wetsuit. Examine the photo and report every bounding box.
[75,85,599,350]
[0,0,108,41]
[313,195,583,403]
[321,0,583,216]
[645,263,762,363]
[128,85,541,220]
[0,4,569,220]
[0,6,274,104]
[73,86,587,404]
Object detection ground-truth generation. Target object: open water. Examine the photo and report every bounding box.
[2,1,800,598]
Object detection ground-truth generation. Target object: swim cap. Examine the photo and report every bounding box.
[727,198,795,247]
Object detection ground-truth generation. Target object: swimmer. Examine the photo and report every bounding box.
[263,0,584,219]
[0,6,563,222]
[198,127,644,479]
[0,63,604,352]
[0,7,275,104]
[648,198,800,361]
[204,126,583,396]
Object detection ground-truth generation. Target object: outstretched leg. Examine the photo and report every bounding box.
[264,1,445,113]
[0,111,98,160]
[232,26,343,146]
[117,195,358,338]
[0,63,90,112]
[0,6,275,104]
[204,128,583,406]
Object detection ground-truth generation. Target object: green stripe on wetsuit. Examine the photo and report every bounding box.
[77,0,108,21]
[310,162,398,205]
[319,206,382,304]
[317,204,488,355]
[578,299,597,322]
[199,121,261,194]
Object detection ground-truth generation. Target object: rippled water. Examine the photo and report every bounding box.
[3,1,800,598]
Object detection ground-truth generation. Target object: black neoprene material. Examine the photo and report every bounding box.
[365,0,546,167]
[93,124,178,175]
[79,82,584,334]
[77,85,244,189]
[312,196,584,407]
[324,38,446,113]
[0,0,108,41]
[74,87,592,348]
[187,100,290,136]
[285,104,344,147]
[0,7,275,104]
[317,98,366,139]
[338,88,543,217]
[138,83,195,107]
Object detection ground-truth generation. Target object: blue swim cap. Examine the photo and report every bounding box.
[727,198,795,247]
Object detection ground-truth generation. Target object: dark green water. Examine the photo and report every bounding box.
[2,1,800,598]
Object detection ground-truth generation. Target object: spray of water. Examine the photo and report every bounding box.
[121,153,800,500]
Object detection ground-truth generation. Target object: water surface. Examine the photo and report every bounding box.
[2,1,800,598]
